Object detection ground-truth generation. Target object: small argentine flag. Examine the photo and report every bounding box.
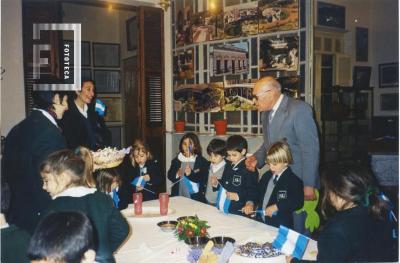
[111,189,120,208]
[272,225,309,259]
[95,99,106,117]
[182,176,199,194]
[216,186,231,214]
[131,176,146,188]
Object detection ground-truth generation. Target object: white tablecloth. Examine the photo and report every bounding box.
[115,196,317,263]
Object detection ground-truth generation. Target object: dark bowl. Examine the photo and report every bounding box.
[184,236,209,248]
[210,236,236,248]
[157,220,178,232]
[176,216,196,222]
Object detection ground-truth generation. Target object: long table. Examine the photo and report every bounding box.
[115,196,317,263]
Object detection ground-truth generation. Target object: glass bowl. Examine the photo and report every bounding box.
[185,236,210,249]
[210,236,236,248]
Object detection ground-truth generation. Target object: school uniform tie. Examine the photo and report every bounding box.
[261,175,278,222]
[140,166,144,176]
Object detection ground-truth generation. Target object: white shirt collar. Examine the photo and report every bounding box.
[272,94,284,113]
[53,186,96,199]
[232,157,246,170]
[34,109,58,127]
[211,159,226,173]
[177,152,197,163]
[75,101,88,118]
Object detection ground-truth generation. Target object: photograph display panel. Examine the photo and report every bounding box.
[258,0,299,34]
[224,2,259,38]
[210,42,249,77]
[224,79,257,111]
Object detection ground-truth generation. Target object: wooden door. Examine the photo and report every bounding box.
[138,7,165,191]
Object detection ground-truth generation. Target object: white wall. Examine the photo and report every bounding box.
[1,0,25,136]
[319,0,398,116]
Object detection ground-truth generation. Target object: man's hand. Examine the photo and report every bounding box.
[285,256,294,263]
[136,186,143,191]
[242,203,254,215]
[304,186,316,200]
[245,155,258,172]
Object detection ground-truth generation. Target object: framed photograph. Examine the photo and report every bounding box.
[317,2,345,29]
[353,66,371,89]
[379,63,399,88]
[62,40,91,66]
[94,70,120,93]
[93,43,120,67]
[101,97,122,122]
[259,35,298,72]
[380,93,398,111]
[126,16,137,51]
[356,27,368,62]
[210,42,249,77]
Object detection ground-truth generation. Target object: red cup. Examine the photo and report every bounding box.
[133,192,143,215]
[159,193,170,215]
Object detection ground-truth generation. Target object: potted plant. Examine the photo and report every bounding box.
[175,108,186,133]
[175,215,210,241]
[213,111,227,135]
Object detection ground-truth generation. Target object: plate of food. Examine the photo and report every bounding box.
[121,206,176,219]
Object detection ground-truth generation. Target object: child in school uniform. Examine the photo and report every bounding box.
[205,138,229,205]
[125,139,162,201]
[243,140,304,228]
[39,149,129,263]
[211,135,258,215]
[288,164,397,263]
[95,168,123,209]
[167,132,209,203]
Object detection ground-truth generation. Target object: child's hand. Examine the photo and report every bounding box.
[177,168,184,178]
[227,192,239,201]
[210,176,218,187]
[265,204,278,217]
[286,256,294,263]
[136,186,143,191]
[242,203,254,215]
[143,174,150,181]
[184,163,192,176]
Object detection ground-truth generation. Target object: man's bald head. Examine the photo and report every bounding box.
[253,77,282,112]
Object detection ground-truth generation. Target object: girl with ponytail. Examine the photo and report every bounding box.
[288,163,397,263]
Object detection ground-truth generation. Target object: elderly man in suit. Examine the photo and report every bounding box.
[2,91,68,233]
[245,76,319,235]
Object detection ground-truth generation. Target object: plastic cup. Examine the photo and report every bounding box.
[133,192,143,215]
[159,193,170,215]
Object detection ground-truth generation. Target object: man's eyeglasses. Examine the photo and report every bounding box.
[252,89,272,101]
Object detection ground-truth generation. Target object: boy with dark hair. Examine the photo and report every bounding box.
[28,211,96,263]
[212,135,258,215]
[205,138,228,205]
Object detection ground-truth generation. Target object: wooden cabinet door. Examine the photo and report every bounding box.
[138,7,165,191]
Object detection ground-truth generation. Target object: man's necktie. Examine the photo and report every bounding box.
[273,175,278,185]
[269,110,274,123]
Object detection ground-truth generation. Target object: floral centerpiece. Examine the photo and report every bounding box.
[175,215,210,241]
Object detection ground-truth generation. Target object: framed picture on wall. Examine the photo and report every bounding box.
[355,27,368,62]
[317,2,345,29]
[94,70,120,93]
[93,43,120,67]
[126,16,137,51]
[379,63,399,88]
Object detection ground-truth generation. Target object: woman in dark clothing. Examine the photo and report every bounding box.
[288,164,397,263]
[61,79,110,150]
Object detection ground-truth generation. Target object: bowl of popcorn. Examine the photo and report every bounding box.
[91,147,129,170]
